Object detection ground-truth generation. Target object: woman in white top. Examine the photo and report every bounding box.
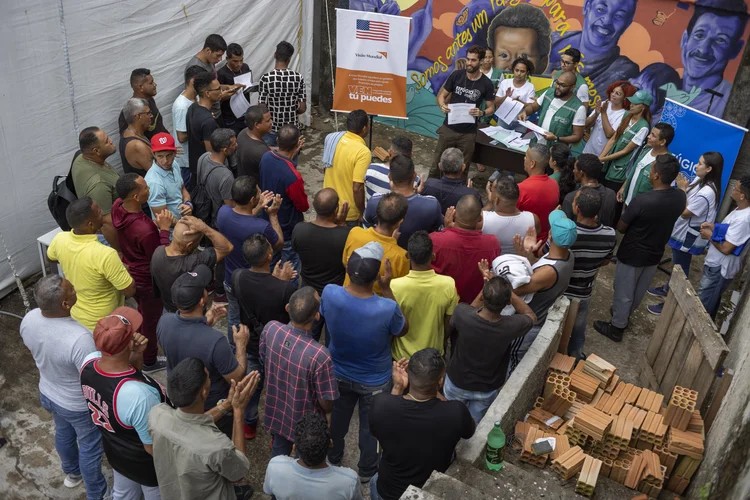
[494,57,536,129]
[647,152,723,315]
[583,80,635,156]
[478,176,539,253]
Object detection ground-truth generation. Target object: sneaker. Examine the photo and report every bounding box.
[647,303,664,316]
[212,291,228,306]
[233,484,254,500]
[64,473,83,488]
[594,320,624,342]
[647,285,668,299]
[142,357,167,374]
[244,424,257,440]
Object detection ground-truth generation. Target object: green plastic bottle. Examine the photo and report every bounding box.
[485,421,506,471]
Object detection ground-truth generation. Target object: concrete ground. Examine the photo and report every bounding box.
[0,107,734,499]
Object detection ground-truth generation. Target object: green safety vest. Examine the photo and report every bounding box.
[532,88,584,146]
[603,117,650,184]
[621,147,672,204]
[551,70,588,100]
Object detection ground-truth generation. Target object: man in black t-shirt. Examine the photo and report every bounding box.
[232,233,297,440]
[370,348,475,500]
[236,104,272,180]
[150,216,233,312]
[430,45,495,181]
[292,188,352,342]
[217,43,253,134]
[117,68,168,140]
[186,72,222,185]
[595,155,686,342]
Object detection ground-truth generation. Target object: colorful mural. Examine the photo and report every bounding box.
[347,0,750,137]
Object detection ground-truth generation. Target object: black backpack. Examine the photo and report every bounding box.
[47,151,81,231]
[189,165,221,224]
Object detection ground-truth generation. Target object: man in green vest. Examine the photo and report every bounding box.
[551,48,590,109]
[518,71,586,147]
[618,123,675,207]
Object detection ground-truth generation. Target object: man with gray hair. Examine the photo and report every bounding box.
[422,147,481,214]
[20,276,107,497]
[517,143,559,242]
[119,97,153,177]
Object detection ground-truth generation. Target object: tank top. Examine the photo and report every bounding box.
[80,357,170,486]
[482,211,536,254]
[528,252,575,326]
[119,134,151,176]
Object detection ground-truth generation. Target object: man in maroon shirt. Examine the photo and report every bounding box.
[517,144,559,242]
[112,173,174,372]
[431,194,501,304]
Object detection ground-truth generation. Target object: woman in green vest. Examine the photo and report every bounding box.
[480,48,503,99]
[598,90,654,195]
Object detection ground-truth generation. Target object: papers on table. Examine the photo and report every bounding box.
[447,103,476,125]
[507,136,531,149]
[230,91,252,119]
[479,125,507,137]
[233,71,254,88]
[495,98,525,125]
[518,120,549,136]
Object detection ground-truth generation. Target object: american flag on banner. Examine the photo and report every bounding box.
[356,19,390,42]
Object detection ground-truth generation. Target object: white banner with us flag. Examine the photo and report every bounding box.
[333,9,410,118]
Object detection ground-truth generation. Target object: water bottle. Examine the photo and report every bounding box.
[485,421,506,471]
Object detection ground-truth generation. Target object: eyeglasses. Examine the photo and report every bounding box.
[561,59,575,66]
[109,314,131,326]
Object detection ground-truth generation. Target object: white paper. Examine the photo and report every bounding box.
[447,103,476,125]
[496,98,525,125]
[507,136,531,149]
[545,416,562,426]
[230,91,252,119]
[518,119,549,136]
[233,71,254,88]
[479,125,506,136]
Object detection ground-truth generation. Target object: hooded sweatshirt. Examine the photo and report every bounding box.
[111,199,170,290]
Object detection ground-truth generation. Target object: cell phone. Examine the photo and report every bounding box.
[488,170,502,183]
[413,175,421,188]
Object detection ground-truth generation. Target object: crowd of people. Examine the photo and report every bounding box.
[19,35,750,500]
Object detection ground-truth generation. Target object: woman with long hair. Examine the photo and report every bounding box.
[549,143,576,204]
[647,152,724,315]
[493,57,536,129]
[583,80,637,156]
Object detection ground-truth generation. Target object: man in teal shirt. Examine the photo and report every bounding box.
[144,132,193,221]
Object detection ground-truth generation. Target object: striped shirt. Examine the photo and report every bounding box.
[364,163,391,202]
[545,222,616,299]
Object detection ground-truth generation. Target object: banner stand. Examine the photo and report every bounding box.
[368,115,376,149]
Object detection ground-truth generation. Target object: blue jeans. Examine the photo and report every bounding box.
[271,433,294,458]
[370,472,381,500]
[270,241,301,289]
[328,377,391,478]
[666,248,693,291]
[698,265,732,319]
[39,394,107,500]
[443,374,498,424]
[224,280,241,338]
[568,297,590,359]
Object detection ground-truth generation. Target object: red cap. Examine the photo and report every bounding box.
[93,307,143,355]
[150,132,177,152]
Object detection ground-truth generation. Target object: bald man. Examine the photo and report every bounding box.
[430,195,501,304]
[518,70,585,147]
[292,188,352,342]
[150,215,233,312]
[517,144,560,242]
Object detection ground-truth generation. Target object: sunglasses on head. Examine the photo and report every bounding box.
[109,314,131,326]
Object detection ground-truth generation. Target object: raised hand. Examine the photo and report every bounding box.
[266,194,283,216]
[155,209,175,231]
[130,332,148,354]
[444,206,456,228]
[478,259,494,281]
[179,215,208,236]
[392,357,409,391]
[334,201,350,225]
[232,324,250,347]
[206,303,227,326]
[675,173,689,191]
[377,258,393,291]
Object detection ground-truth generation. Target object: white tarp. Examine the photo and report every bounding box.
[0,0,313,297]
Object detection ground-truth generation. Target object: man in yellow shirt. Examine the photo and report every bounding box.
[342,193,409,295]
[324,109,370,225]
[47,198,136,330]
[391,231,458,359]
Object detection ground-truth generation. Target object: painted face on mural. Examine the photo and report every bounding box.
[681,11,746,83]
[493,27,542,72]
[581,0,637,52]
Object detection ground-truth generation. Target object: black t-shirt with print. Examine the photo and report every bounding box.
[442,69,495,133]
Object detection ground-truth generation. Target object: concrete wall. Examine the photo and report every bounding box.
[455,297,570,465]
[722,46,750,180]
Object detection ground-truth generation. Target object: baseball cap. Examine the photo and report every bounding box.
[93,307,143,355]
[150,132,177,152]
[171,264,213,310]
[491,254,535,315]
[346,241,383,283]
[627,90,654,107]
[549,210,578,248]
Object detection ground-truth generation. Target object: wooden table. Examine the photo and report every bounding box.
[473,125,528,177]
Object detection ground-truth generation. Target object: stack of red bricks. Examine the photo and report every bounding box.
[514,354,707,498]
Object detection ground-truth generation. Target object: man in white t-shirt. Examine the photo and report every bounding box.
[518,71,586,147]
[697,176,750,318]
[173,65,208,186]
[620,123,674,206]
[479,176,539,254]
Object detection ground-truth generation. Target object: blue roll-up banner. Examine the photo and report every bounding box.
[660,98,747,201]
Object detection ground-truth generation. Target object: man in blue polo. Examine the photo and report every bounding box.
[145,132,193,221]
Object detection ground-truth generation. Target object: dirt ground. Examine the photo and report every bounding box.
[0,107,733,499]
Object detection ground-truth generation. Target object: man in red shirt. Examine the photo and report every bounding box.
[431,194,501,304]
[518,144,559,242]
[111,173,174,372]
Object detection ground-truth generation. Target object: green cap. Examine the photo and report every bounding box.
[627,89,654,106]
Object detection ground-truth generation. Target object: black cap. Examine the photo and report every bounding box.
[171,264,213,310]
